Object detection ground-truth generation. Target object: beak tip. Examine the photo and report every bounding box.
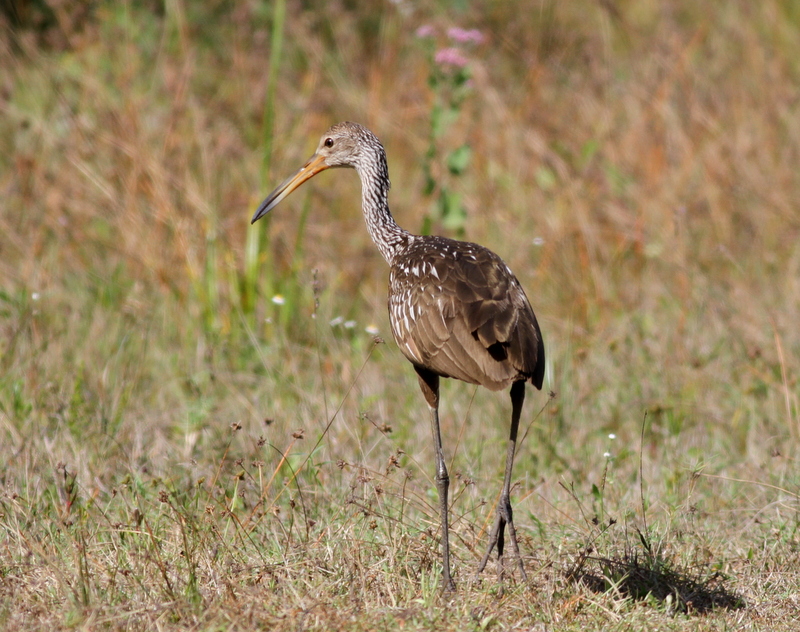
[250,152,325,226]
[251,202,271,224]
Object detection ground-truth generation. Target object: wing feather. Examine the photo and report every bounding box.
[389,237,545,391]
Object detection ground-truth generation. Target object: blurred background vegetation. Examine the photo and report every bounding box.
[1,0,799,628]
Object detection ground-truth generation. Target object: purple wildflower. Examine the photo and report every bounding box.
[415,24,436,38]
[447,27,485,45]
[434,47,469,68]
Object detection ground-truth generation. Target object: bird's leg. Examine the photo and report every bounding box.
[415,366,456,593]
[477,380,528,585]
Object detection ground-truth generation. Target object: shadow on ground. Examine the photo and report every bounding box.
[567,547,745,614]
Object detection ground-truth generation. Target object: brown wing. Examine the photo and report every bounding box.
[388,237,545,392]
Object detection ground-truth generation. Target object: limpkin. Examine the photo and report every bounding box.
[251,122,545,592]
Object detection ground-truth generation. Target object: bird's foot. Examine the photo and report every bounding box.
[476,496,528,585]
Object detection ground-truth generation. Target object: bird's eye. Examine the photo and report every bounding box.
[324,138,334,148]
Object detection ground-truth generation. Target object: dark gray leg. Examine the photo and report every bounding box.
[415,366,456,593]
[477,380,528,584]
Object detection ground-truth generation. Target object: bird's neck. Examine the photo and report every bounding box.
[356,160,411,265]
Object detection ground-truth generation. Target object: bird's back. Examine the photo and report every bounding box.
[388,236,545,392]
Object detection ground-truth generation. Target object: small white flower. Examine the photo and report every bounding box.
[532,237,545,246]
[330,316,344,327]
[344,320,356,329]
[365,324,379,335]
[271,295,285,305]
[608,433,616,440]
[31,292,40,301]
[604,452,612,458]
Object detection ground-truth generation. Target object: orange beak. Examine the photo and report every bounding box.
[251,153,330,224]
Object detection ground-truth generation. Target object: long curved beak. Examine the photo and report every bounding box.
[251,153,329,224]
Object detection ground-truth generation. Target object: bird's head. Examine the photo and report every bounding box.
[251,121,387,224]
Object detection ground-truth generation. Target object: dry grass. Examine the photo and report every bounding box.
[1,0,799,629]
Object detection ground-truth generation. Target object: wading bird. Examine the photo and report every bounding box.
[251,122,545,592]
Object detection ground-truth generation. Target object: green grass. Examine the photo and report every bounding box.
[1,0,799,629]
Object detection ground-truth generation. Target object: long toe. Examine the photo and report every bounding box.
[500,502,528,582]
[477,512,505,574]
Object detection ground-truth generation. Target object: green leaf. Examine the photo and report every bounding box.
[440,191,467,231]
[446,145,472,175]
[432,106,460,138]
[422,165,436,196]
[420,214,433,236]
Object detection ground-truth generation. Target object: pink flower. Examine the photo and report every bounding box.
[434,47,469,68]
[415,24,436,38]
[447,27,484,45]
